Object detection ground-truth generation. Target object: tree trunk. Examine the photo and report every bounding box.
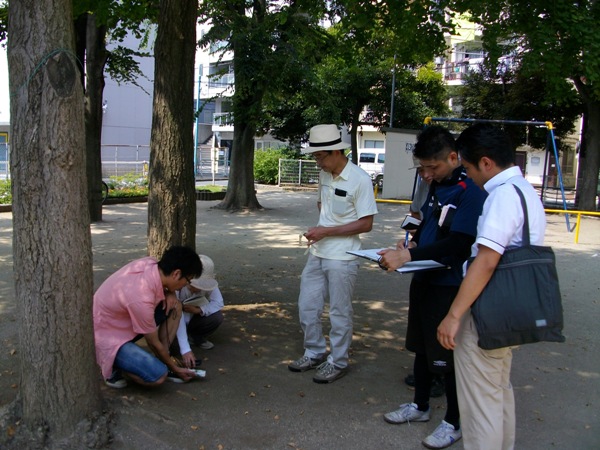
[6,0,107,446]
[216,22,263,211]
[85,15,108,222]
[217,120,262,210]
[147,0,197,258]
[578,98,600,211]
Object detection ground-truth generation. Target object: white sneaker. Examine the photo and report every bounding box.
[422,420,462,449]
[383,402,430,424]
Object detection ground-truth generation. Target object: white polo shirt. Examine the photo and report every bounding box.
[472,166,546,259]
[311,160,378,260]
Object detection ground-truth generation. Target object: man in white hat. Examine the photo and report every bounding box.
[288,124,378,383]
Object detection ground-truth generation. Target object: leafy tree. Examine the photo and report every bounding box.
[199,0,329,211]
[4,0,109,446]
[263,2,452,164]
[73,1,157,222]
[459,67,582,150]
[451,0,600,209]
[147,0,197,257]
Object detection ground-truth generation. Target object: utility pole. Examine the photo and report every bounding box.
[389,54,396,128]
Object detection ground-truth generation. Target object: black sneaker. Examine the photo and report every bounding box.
[105,370,127,389]
[167,371,187,384]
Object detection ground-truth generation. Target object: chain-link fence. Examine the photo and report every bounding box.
[278,159,319,187]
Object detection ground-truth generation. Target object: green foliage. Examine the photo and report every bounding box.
[451,0,600,102]
[106,172,148,198]
[254,148,299,185]
[459,68,582,149]
[0,179,11,204]
[195,185,226,193]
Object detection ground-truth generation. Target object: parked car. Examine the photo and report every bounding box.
[349,149,385,188]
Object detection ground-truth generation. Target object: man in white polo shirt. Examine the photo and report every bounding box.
[437,124,546,449]
[288,124,378,383]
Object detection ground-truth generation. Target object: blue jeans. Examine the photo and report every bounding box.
[113,305,170,382]
[113,342,168,383]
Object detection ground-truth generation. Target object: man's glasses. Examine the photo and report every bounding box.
[312,152,331,162]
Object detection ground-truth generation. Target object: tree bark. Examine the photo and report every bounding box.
[7,0,107,446]
[84,15,108,222]
[216,16,263,211]
[578,99,600,211]
[147,0,197,258]
[85,14,108,222]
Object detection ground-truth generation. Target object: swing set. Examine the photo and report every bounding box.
[424,117,572,232]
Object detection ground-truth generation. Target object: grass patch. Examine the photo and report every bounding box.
[196,185,226,193]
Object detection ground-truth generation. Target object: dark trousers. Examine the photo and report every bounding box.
[188,310,224,343]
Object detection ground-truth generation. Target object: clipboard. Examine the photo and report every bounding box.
[347,248,449,274]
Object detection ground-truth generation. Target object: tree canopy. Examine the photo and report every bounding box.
[451,0,600,208]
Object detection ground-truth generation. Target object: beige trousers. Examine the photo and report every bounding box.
[454,313,516,450]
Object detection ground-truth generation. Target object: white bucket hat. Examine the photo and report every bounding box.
[190,255,218,291]
[301,124,350,154]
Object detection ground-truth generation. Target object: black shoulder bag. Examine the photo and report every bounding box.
[470,184,566,350]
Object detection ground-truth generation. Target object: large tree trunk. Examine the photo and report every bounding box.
[216,20,263,211]
[217,120,262,210]
[6,0,107,447]
[85,15,108,222]
[578,99,600,211]
[148,0,197,258]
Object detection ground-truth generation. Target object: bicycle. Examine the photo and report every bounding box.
[101,181,109,204]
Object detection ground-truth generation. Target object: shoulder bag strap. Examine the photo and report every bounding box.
[512,184,530,247]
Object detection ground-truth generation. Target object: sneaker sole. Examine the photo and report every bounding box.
[422,435,461,449]
[383,414,430,424]
[104,381,127,389]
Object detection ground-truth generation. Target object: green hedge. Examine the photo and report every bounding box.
[254,147,303,185]
[0,179,11,205]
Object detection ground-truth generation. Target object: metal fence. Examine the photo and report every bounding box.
[278,159,320,187]
[101,144,230,179]
[101,145,150,178]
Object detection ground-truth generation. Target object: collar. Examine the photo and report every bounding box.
[483,166,522,194]
[434,165,468,188]
[332,159,350,180]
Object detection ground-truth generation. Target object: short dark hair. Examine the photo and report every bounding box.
[413,125,456,160]
[158,246,203,279]
[456,124,515,168]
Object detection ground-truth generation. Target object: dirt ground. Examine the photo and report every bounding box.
[0,186,599,449]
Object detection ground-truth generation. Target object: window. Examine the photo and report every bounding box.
[359,153,376,163]
[364,140,384,149]
[377,154,385,164]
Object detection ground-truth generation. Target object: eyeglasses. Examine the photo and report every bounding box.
[312,152,331,162]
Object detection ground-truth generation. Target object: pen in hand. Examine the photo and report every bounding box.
[404,231,410,249]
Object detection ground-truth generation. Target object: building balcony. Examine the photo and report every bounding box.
[212,112,234,132]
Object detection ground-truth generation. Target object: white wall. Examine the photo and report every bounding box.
[101,33,156,146]
[0,47,10,127]
[381,128,421,199]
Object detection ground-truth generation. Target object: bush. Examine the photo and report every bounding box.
[106,172,148,198]
[254,147,300,185]
[0,179,11,205]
